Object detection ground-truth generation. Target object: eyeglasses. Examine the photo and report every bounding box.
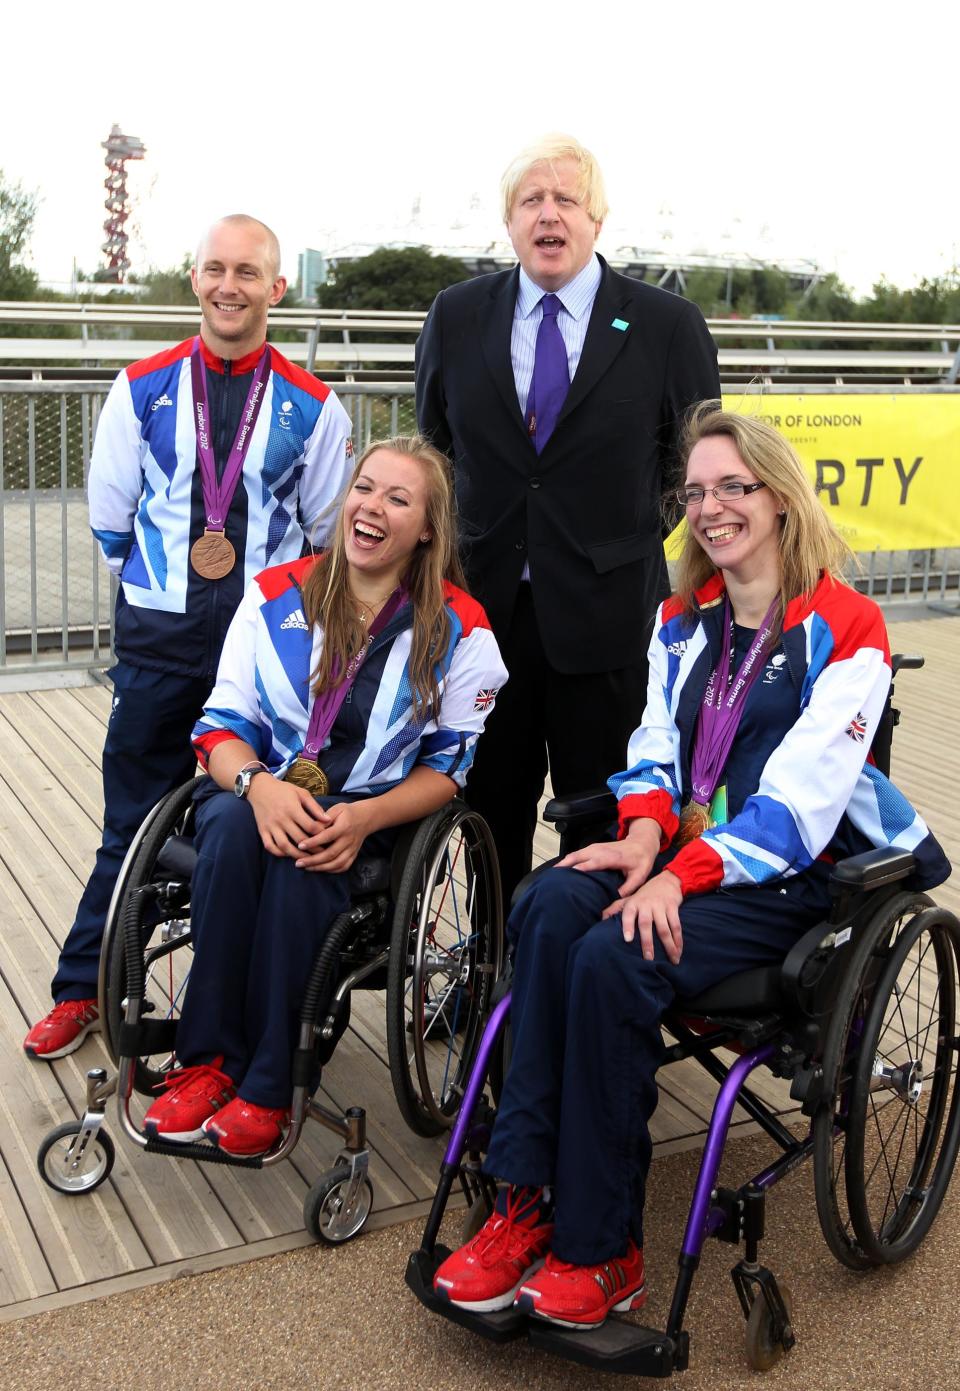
[676,481,768,507]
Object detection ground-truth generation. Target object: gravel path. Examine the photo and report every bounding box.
[2,1129,955,1391]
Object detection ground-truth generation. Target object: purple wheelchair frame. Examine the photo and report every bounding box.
[406,989,809,1377]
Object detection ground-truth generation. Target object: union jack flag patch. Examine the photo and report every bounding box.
[474,688,498,712]
[846,712,868,743]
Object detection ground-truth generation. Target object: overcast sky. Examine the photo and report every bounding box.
[4,0,957,297]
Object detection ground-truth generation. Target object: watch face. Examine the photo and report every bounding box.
[235,771,248,798]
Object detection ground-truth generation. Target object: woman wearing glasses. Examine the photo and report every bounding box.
[432,404,950,1328]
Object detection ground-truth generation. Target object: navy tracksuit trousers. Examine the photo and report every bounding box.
[173,784,354,1109]
[53,663,210,1002]
[484,860,835,1265]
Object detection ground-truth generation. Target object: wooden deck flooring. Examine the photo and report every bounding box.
[0,612,956,1322]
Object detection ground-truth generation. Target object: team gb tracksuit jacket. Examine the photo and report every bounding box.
[192,557,509,795]
[88,337,353,679]
[611,571,950,896]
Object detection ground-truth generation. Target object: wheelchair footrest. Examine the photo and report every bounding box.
[406,1246,683,1374]
[144,1136,264,1168]
[528,1319,682,1378]
[405,1247,527,1344]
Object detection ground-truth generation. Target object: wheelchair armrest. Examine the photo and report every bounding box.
[829,846,916,891]
[543,789,617,826]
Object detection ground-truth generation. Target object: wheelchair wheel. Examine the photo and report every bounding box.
[38,1120,115,1195]
[303,1164,374,1245]
[844,906,960,1263]
[386,803,503,1137]
[100,778,198,1094]
[744,1285,793,1372]
[812,892,933,1269]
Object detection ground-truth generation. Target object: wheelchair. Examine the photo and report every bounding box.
[36,779,503,1245]
[406,654,960,1374]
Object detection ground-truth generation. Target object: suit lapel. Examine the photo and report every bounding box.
[477,266,529,444]
[554,257,632,429]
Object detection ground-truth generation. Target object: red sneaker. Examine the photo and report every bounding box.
[202,1096,289,1156]
[433,1187,554,1312]
[143,1059,236,1142]
[24,999,100,1060]
[516,1240,647,1327]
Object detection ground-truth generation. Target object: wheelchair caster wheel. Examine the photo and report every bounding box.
[304,1164,374,1245]
[38,1120,115,1195]
[744,1285,793,1372]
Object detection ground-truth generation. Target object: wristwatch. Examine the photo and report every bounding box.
[234,764,267,799]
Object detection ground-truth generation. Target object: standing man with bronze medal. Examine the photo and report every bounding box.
[24,215,353,1061]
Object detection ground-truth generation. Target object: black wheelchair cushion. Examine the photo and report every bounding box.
[678,965,784,1015]
[155,835,198,880]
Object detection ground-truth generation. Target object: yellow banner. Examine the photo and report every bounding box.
[666,393,960,555]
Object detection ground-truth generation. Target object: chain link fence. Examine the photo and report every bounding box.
[1,381,957,677]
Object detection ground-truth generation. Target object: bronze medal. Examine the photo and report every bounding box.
[190,529,236,579]
[284,757,330,797]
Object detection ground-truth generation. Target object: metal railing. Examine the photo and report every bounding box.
[2,303,960,385]
[1,380,957,679]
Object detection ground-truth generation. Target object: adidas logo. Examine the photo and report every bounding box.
[150,393,174,412]
[280,608,309,631]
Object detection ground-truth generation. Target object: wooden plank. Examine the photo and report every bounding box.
[0,693,104,824]
[31,689,112,766]
[0,1148,57,1305]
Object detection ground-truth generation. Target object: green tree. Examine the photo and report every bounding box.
[0,170,40,299]
[794,273,857,322]
[316,246,470,312]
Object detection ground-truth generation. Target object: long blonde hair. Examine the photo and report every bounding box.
[302,435,466,717]
[674,402,854,620]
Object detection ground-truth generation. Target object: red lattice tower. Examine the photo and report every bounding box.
[101,124,146,282]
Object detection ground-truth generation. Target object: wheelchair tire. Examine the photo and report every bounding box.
[812,891,934,1269]
[101,777,199,1093]
[744,1284,793,1372]
[386,803,503,1137]
[38,1120,115,1195]
[303,1164,374,1245]
[844,906,960,1263]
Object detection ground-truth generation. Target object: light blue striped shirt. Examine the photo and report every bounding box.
[511,253,603,417]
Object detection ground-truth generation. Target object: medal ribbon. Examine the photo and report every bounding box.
[190,339,271,534]
[300,588,408,764]
[687,596,780,810]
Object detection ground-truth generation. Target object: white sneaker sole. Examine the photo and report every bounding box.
[436,1257,546,1313]
[24,1016,101,1061]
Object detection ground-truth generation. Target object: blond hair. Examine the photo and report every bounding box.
[500,134,608,224]
[673,403,855,620]
[302,435,466,718]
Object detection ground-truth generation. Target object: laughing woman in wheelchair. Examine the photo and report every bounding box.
[433,404,950,1328]
[140,434,507,1157]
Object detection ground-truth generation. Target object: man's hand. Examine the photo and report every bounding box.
[247,775,330,858]
[557,817,661,898]
[602,869,684,963]
[295,800,375,874]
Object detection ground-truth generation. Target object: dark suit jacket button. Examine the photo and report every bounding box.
[529,477,541,489]
[515,540,526,550]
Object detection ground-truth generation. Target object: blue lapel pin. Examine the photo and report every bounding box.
[611,317,629,332]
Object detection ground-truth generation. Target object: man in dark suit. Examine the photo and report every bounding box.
[416,135,720,901]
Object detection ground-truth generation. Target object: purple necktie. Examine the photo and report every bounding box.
[526,293,569,453]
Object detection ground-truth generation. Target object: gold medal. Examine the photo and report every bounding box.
[676,800,712,847]
[284,757,330,797]
[190,529,236,579]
